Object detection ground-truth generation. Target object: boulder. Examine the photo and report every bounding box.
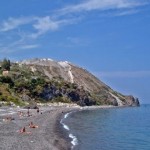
[125,96,140,106]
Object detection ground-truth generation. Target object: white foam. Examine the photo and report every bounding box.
[63,123,70,131]
[60,113,70,131]
[64,113,70,119]
[60,111,78,149]
[69,133,78,148]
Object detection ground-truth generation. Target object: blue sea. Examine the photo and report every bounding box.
[62,105,150,150]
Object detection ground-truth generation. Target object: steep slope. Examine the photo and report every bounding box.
[17,58,140,107]
[20,58,110,90]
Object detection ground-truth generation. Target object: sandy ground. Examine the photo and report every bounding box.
[0,104,116,150]
[0,106,79,150]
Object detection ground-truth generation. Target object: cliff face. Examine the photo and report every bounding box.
[18,58,140,107]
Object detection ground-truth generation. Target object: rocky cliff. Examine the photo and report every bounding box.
[16,58,139,107]
[0,58,139,107]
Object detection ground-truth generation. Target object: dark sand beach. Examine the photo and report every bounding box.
[0,105,79,150]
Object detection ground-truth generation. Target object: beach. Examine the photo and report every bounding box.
[0,104,80,150]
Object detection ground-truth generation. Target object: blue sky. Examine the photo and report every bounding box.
[0,0,150,103]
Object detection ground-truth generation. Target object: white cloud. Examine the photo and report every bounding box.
[114,9,139,16]
[34,16,59,31]
[30,16,60,38]
[66,36,90,47]
[0,0,148,54]
[0,38,39,54]
[0,0,147,36]
[0,16,71,39]
[0,17,34,32]
[59,0,147,14]
[96,71,150,78]
[30,16,78,39]
[20,44,39,49]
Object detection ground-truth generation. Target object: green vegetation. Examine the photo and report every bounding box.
[51,96,72,103]
[0,76,14,87]
[0,62,86,106]
[0,85,25,106]
[0,60,124,107]
[1,58,11,71]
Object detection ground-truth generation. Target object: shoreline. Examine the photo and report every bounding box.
[0,105,80,150]
[0,104,118,150]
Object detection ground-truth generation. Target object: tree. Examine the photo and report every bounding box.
[0,76,14,87]
[1,58,11,71]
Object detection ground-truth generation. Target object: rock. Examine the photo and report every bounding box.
[21,94,31,102]
[6,58,140,107]
[67,91,80,102]
[125,96,140,106]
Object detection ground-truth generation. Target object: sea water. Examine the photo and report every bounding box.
[63,105,150,150]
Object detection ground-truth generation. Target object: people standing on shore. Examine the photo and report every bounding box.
[37,108,39,114]
[27,108,32,117]
[27,108,30,116]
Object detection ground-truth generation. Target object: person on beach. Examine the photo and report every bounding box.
[3,116,14,122]
[27,108,32,117]
[18,111,24,117]
[19,127,31,134]
[19,127,26,133]
[29,122,38,128]
[37,108,39,114]
[27,108,30,116]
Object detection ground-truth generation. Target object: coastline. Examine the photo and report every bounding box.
[0,104,116,150]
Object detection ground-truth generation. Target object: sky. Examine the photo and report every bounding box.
[0,0,150,104]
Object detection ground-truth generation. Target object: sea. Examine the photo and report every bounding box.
[61,105,150,150]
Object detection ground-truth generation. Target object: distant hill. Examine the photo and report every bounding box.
[0,58,140,107]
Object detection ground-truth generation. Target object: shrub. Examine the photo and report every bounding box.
[0,76,14,87]
[1,58,11,71]
[52,96,72,103]
[0,95,7,101]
